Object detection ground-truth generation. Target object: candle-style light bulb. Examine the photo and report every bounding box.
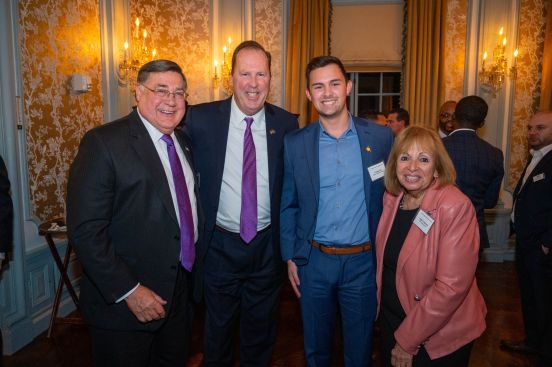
[123,41,129,62]
[499,27,504,36]
[228,36,232,45]
[152,48,157,59]
[135,18,140,27]
[503,37,507,46]
[223,45,227,53]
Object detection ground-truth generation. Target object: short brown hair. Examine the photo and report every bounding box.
[305,55,348,86]
[384,126,456,195]
[231,40,271,75]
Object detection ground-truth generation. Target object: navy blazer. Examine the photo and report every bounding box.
[280,116,393,265]
[0,155,13,253]
[513,149,552,248]
[443,130,504,248]
[67,109,203,331]
[184,98,298,261]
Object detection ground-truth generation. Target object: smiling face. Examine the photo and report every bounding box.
[305,63,352,120]
[438,101,456,135]
[231,47,271,116]
[135,71,186,134]
[396,143,437,198]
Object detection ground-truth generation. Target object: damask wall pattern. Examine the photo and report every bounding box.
[130,0,211,105]
[255,0,284,107]
[18,0,103,221]
[509,0,548,188]
[443,0,468,102]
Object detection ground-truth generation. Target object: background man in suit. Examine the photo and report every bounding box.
[501,111,552,366]
[280,55,393,366]
[386,107,410,136]
[1,155,13,367]
[184,40,298,367]
[67,60,201,367]
[444,95,504,250]
[437,100,456,138]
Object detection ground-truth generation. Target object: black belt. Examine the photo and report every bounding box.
[214,224,271,237]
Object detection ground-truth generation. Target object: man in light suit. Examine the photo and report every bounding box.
[67,60,201,367]
[501,111,552,366]
[443,95,504,250]
[280,55,393,366]
[184,41,298,367]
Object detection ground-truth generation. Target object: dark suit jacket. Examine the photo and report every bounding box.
[184,98,298,262]
[280,116,393,265]
[0,156,13,253]
[67,109,203,331]
[513,149,552,249]
[443,130,504,248]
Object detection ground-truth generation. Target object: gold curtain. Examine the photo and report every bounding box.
[540,2,552,111]
[403,0,446,128]
[285,0,330,127]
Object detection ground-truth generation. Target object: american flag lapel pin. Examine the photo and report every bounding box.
[269,129,276,135]
[365,146,372,153]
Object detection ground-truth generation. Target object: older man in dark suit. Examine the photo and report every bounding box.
[67,60,202,367]
[184,40,297,367]
[501,111,552,366]
[443,95,504,250]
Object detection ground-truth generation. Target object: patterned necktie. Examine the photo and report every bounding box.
[240,117,257,243]
[161,134,195,271]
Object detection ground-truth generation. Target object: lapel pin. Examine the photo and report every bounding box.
[365,146,372,153]
[269,129,276,135]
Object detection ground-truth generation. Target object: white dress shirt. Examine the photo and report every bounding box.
[216,97,270,232]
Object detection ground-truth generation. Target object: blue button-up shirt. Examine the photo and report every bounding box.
[314,116,369,246]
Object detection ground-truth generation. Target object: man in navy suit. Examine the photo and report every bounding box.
[501,111,552,366]
[67,60,201,367]
[280,55,393,366]
[443,95,504,250]
[184,41,298,367]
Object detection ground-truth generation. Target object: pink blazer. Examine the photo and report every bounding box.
[375,181,487,359]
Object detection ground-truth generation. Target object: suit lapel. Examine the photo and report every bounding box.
[212,99,232,200]
[518,150,552,196]
[265,103,281,198]
[302,123,321,205]
[128,111,178,225]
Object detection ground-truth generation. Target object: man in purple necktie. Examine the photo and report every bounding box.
[185,40,298,367]
[67,60,201,367]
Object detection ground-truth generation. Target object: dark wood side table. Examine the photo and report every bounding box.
[38,217,84,337]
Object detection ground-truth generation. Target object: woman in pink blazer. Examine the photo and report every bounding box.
[376,127,487,367]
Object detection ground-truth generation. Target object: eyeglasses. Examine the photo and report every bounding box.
[439,112,454,120]
[141,84,188,100]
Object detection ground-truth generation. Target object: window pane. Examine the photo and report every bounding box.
[358,73,380,94]
[357,96,380,117]
[382,72,401,93]
[382,95,400,114]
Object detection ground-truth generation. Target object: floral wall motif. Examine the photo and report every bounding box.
[130,0,211,105]
[18,0,103,221]
[255,0,284,107]
[443,0,468,102]
[509,0,548,188]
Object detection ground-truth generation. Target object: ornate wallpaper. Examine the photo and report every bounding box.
[255,0,284,107]
[18,0,103,221]
[443,0,468,102]
[130,0,211,105]
[509,0,548,188]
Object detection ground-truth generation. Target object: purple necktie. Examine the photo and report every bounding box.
[161,134,195,271]
[240,117,257,243]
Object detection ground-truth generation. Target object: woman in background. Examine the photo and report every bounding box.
[376,126,486,367]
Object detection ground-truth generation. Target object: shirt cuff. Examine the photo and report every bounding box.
[115,283,140,303]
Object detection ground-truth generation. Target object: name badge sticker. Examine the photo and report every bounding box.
[413,209,435,235]
[368,161,385,181]
[533,173,545,182]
